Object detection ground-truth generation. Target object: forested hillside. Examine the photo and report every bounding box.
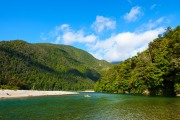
[95,26,180,96]
[0,40,111,90]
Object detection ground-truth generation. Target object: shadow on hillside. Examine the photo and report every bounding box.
[0,46,101,82]
[0,46,61,75]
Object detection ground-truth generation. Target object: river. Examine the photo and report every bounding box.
[0,92,180,120]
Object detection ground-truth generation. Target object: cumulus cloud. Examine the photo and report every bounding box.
[137,17,165,32]
[52,24,70,37]
[91,16,116,33]
[62,30,97,44]
[41,16,166,62]
[51,24,97,44]
[59,24,70,31]
[89,27,165,62]
[145,17,164,29]
[124,6,143,22]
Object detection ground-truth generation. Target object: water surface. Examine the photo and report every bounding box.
[0,92,180,120]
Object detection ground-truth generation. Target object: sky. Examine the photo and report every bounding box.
[0,0,180,62]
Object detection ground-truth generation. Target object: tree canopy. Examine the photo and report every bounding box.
[0,40,111,90]
[95,26,180,96]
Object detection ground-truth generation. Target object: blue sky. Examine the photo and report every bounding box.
[0,0,180,62]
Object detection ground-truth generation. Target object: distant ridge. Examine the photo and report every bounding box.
[111,61,122,64]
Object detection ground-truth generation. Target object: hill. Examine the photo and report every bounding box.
[94,26,180,96]
[0,40,111,90]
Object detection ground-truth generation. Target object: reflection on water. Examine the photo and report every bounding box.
[0,93,180,120]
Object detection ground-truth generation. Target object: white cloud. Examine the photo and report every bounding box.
[62,30,97,44]
[41,17,166,62]
[59,24,70,31]
[91,16,116,33]
[89,27,165,62]
[124,6,143,22]
[51,24,97,44]
[52,24,70,37]
[150,4,156,10]
[137,17,165,31]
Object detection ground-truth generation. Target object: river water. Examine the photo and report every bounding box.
[0,92,180,120]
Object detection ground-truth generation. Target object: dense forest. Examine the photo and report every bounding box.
[0,40,111,90]
[95,26,180,96]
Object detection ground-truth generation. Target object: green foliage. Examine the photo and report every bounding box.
[95,26,180,96]
[0,40,111,91]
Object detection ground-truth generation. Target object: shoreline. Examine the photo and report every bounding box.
[0,90,79,99]
[81,90,95,92]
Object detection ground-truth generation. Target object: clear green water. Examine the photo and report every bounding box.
[0,92,180,120]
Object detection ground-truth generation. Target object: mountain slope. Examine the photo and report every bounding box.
[95,26,180,96]
[0,40,112,90]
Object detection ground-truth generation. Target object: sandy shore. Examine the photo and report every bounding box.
[0,90,79,99]
[83,90,95,92]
